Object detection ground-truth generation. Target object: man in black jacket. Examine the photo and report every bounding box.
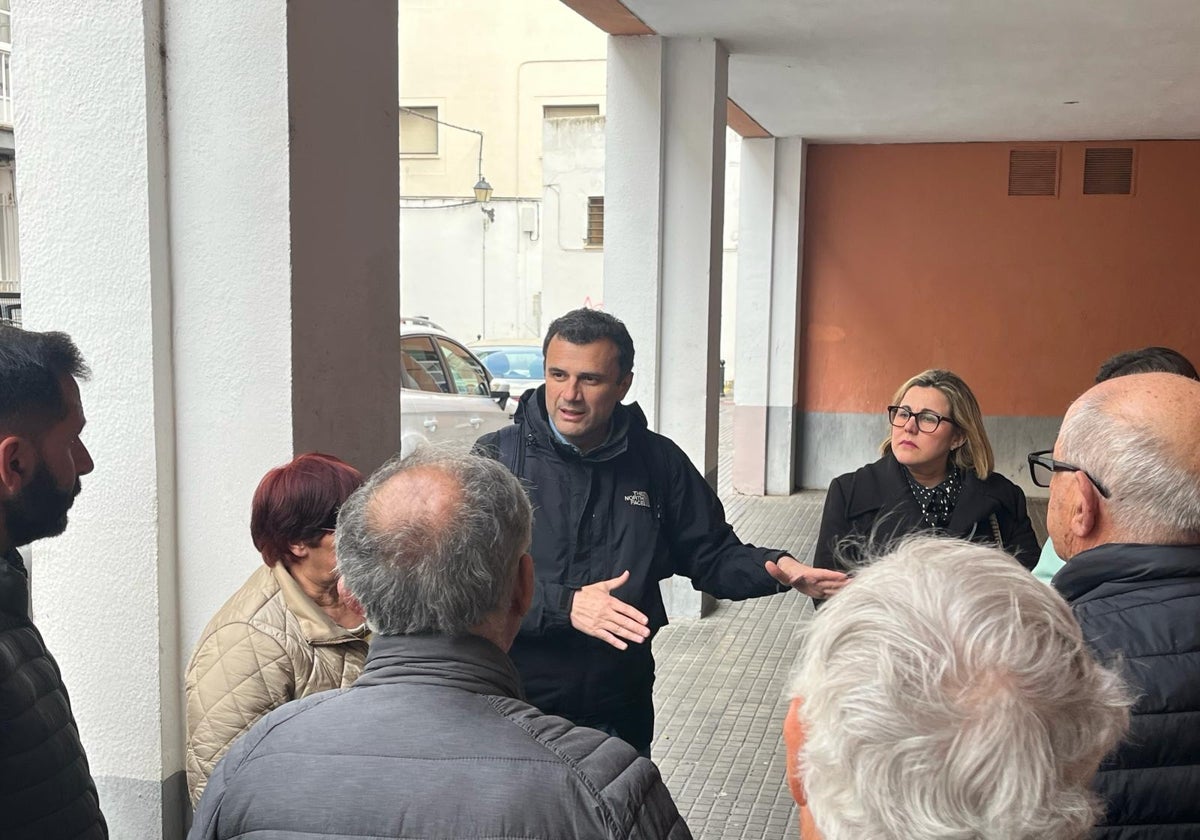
[476,309,847,755]
[191,449,690,840]
[1038,371,1200,838]
[0,324,105,839]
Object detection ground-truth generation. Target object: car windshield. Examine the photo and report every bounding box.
[476,346,544,381]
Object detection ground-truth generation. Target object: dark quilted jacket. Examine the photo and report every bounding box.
[190,633,692,840]
[0,549,107,839]
[1054,542,1200,839]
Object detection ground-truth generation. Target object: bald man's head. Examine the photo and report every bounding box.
[336,449,532,637]
[1050,373,1200,554]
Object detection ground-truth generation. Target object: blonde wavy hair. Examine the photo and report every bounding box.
[879,368,994,479]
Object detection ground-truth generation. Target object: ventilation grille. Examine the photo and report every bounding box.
[1008,149,1059,196]
[1084,147,1134,195]
[586,196,604,247]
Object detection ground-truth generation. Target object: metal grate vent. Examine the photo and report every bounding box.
[1008,148,1059,196]
[1083,147,1134,195]
[586,196,604,247]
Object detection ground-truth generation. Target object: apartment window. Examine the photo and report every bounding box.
[544,104,600,120]
[0,0,10,47]
[586,197,604,247]
[400,106,439,155]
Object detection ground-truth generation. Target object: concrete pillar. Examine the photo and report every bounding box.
[733,137,807,496]
[605,36,728,617]
[603,34,665,425]
[15,1,398,835]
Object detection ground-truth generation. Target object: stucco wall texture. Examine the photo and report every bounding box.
[798,140,1200,488]
[801,140,1200,417]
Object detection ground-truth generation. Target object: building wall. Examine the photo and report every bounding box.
[542,115,605,320]
[399,0,606,199]
[398,0,605,340]
[400,199,543,341]
[799,140,1200,492]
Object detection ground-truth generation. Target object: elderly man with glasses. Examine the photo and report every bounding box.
[1028,371,1200,839]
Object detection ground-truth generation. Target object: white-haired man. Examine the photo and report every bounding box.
[1033,371,1200,837]
[190,449,690,840]
[785,537,1130,840]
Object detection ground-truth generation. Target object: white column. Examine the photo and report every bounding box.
[16,1,398,835]
[733,137,807,496]
[605,36,728,618]
[603,34,665,426]
[16,1,182,834]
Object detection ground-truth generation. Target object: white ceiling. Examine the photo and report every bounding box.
[622,0,1200,143]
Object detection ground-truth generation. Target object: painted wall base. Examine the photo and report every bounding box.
[799,412,1063,497]
[95,771,187,840]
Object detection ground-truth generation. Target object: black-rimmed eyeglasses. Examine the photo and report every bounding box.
[1026,449,1111,499]
[887,405,956,434]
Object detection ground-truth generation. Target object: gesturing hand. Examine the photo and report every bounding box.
[570,570,651,650]
[766,555,850,599]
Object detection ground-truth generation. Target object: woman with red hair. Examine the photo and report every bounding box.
[184,453,368,806]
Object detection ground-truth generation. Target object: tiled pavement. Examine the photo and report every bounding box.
[649,401,1049,839]
[650,403,819,840]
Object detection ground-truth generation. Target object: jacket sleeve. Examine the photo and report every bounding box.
[658,438,786,600]
[520,579,576,636]
[625,774,694,840]
[184,622,294,806]
[1000,486,1041,570]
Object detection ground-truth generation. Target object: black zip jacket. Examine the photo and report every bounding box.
[813,453,1040,577]
[476,388,785,751]
[1054,543,1200,839]
[0,549,107,840]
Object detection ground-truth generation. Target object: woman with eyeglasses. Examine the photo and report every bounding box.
[184,453,369,806]
[813,369,1039,595]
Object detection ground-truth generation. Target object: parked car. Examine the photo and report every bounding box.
[401,317,511,457]
[470,339,545,416]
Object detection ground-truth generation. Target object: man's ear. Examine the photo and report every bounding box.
[617,371,633,402]
[1070,470,1101,539]
[0,435,34,497]
[513,553,534,618]
[783,697,808,807]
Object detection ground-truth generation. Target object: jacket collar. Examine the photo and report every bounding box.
[355,633,524,700]
[1053,542,1200,604]
[0,547,28,618]
[515,385,646,463]
[271,563,368,646]
[847,453,1015,533]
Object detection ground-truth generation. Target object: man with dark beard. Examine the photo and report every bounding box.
[0,324,105,839]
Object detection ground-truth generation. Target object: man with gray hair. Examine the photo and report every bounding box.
[1031,371,1200,837]
[189,449,690,840]
[785,537,1130,840]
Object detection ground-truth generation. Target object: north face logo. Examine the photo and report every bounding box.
[624,490,651,509]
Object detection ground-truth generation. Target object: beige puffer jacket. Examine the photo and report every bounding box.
[185,563,369,806]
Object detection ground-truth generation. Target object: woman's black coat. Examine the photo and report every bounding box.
[813,452,1040,575]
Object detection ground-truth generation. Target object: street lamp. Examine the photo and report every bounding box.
[401,107,494,216]
[473,177,493,203]
[474,176,495,221]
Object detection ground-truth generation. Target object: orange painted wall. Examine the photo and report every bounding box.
[801,141,1200,416]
